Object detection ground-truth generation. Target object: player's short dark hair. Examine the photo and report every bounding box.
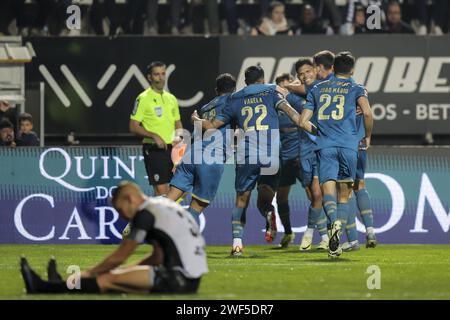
[294,58,313,73]
[275,73,293,85]
[0,118,14,131]
[146,61,166,75]
[313,50,335,70]
[216,73,236,94]
[245,66,265,85]
[18,112,33,124]
[334,51,356,75]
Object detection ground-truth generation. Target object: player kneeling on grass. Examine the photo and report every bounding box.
[20,181,208,294]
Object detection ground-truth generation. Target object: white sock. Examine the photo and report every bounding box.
[366,227,374,235]
[321,234,329,242]
[304,228,314,238]
[233,238,242,247]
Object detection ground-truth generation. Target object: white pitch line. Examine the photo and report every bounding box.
[60,64,93,107]
[39,65,71,107]
[97,65,117,90]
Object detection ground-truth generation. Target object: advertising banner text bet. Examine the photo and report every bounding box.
[1,147,449,244]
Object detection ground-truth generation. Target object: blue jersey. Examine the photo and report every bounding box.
[191,94,232,163]
[356,115,364,140]
[304,75,367,152]
[299,79,326,159]
[232,83,276,99]
[356,87,369,141]
[279,93,302,161]
[298,111,317,159]
[216,84,283,163]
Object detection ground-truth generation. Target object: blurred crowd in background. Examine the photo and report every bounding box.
[0,100,39,147]
[0,0,448,36]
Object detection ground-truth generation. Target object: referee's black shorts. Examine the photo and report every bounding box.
[143,143,173,185]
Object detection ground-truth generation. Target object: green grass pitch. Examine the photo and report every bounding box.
[1,244,449,300]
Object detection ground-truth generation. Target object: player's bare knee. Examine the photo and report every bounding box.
[236,192,250,208]
[167,186,183,201]
[311,187,322,205]
[354,179,365,190]
[337,184,352,203]
[154,184,169,196]
[191,198,208,212]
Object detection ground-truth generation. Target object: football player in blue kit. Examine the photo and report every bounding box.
[286,52,335,251]
[294,58,331,252]
[342,101,378,251]
[299,52,374,258]
[167,74,236,226]
[256,73,303,247]
[192,66,302,256]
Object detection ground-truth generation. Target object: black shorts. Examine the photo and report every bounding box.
[143,143,173,185]
[279,158,302,188]
[257,167,281,192]
[151,267,201,294]
[257,158,301,191]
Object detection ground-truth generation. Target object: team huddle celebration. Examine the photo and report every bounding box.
[170,50,376,258]
[19,50,378,295]
[1,0,449,302]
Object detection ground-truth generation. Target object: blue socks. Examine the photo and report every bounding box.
[345,189,375,242]
[188,207,201,226]
[356,189,374,228]
[308,206,327,238]
[307,206,320,229]
[316,209,328,237]
[346,196,358,242]
[323,194,337,227]
[232,207,246,240]
[337,203,349,236]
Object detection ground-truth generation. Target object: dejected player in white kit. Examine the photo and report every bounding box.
[20,181,208,294]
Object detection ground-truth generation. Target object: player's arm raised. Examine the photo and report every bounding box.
[357,96,373,149]
[83,239,139,276]
[276,100,301,126]
[298,88,318,135]
[299,109,318,136]
[284,82,306,96]
[191,110,225,130]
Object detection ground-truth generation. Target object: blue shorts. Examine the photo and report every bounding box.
[170,161,224,203]
[235,164,263,193]
[300,154,319,188]
[356,149,367,181]
[317,147,357,185]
